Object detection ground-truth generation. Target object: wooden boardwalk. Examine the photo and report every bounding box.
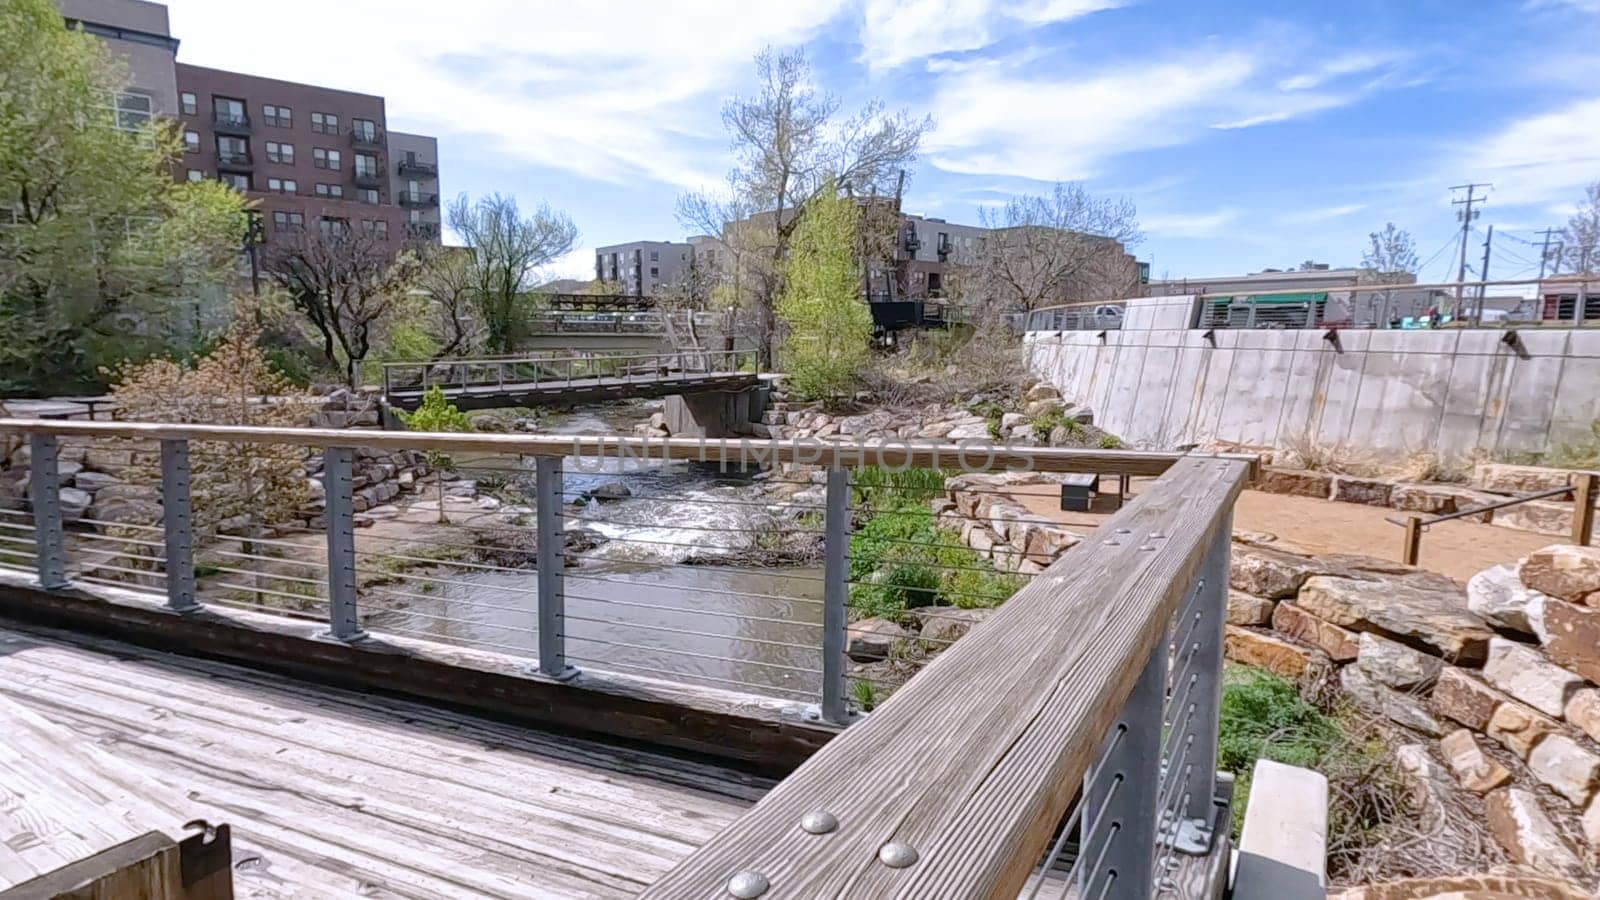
[384,371,760,411]
[0,624,767,899]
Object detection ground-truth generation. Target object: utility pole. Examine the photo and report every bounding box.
[1451,183,1489,319]
[1475,224,1493,323]
[1536,227,1560,280]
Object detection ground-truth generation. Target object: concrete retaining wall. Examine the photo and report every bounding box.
[1024,325,1600,457]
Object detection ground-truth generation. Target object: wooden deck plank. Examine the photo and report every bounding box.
[0,624,764,899]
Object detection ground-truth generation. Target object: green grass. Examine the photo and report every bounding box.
[1028,408,1083,440]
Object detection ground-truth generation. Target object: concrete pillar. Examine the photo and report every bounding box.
[663,387,760,438]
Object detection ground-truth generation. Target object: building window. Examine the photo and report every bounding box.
[215,135,248,164]
[364,219,388,239]
[112,92,153,131]
[310,111,338,134]
[267,177,297,194]
[320,216,350,237]
[353,153,378,177]
[180,92,197,116]
[357,188,379,204]
[650,267,659,277]
[212,96,246,127]
[219,172,249,191]
[183,130,200,153]
[272,210,304,231]
[265,141,294,164]
[649,250,659,262]
[314,183,344,198]
[186,169,203,182]
[313,148,341,170]
[352,118,378,141]
[263,104,292,127]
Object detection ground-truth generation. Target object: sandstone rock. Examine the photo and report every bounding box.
[1496,500,1580,538]
[1474,463,1574,494]
[1230,544,1328,598]
[1394,743,1453,826]
[1357,632,1442,692]
[1021,398,1061,418]
[1296,575,1493,664]
[69,470,118,494]
[1024,383,1061,403]
[1253,467,1332,498]
[1565,689,1600,745]
[1467,563,1551,637]
[1484,788,1586,880]
[1439,728,1513,793]
[1542,599,1600,684]
[1273,602,1360,661]
[1526,733,1600,806]
[999,412,1026,433]
[846,618,909,662]
[1390,483,1500,521]
[1227,589,1276,626]
[1481,637,1584,718]
[88,482,158,505]
[837,411,896,437]
[966,526,999,557]
[1224,626,1331,681]
[57,487,90,521]
[1341,666,1447,737]
[915,607,992,644]
[1584,793,1600,850]
[87,499,161,529]
[588,481,632,501]
[1433,667,1510,731]
[1487,700,1561,760]
[946,422,992,440]
[1520,544,1600,605]
[1331,475,1394,507]
[1023,526,1079,562]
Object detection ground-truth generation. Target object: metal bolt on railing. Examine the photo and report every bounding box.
[725,870,768,898]
[877,842,918,868]
[799,810,838,834]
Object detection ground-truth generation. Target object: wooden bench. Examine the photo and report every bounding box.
[1059,473,1129,512]
[0,694,232,899]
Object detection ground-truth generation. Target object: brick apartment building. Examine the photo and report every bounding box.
[62,1,441,251]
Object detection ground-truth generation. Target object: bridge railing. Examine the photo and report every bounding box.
[380,348,758,398]
[0,419,1249,895]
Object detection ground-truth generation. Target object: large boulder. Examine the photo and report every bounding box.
[1542,599,1600,684]
[1480,637,1584,718]
[1230,543,1327,599]
[1484,788,1586,881]
[1525,733,1600,806]
[1252,468,1332,498]
[1390,483,1500,520]
[1519,544,1600,606]
[1328,874,1591,900]
[1495,501,1579,538]
[846,618,910,662]
[1226,589,1276,626]
[1486,700,1559,760]
[1272,602,1360,662]
[57,487,90,521]
[1330,475,1393,507]
[1356,632,1441,692]
[913,607,992,645]
[1438,728,1512,793]
[1023,383,1060,403]
[1340,666,1447,737]
[1566,688,1600,745]
[1466,563,1550,637]
[1295,575,1494,664]
[1223,625,1331,681]
[1432,667,1509,732]
[1474,463,1574,494]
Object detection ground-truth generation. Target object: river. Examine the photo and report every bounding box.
[364,401,828,702]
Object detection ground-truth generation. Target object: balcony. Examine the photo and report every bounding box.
[397,159,438,178]
[398,191,439,208]
[216,151,253,171]
[212,113,250,134]
[405,222,441,241]
[352,168,384,189]
[349,127,384,148]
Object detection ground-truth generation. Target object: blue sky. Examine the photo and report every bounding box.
[161,0,1600,283]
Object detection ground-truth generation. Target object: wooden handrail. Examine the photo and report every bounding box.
[0,419,1257,476]
[639,456,1250,898]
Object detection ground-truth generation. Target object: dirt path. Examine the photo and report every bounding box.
[1008,481,1557,584]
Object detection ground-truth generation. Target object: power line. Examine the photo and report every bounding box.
[1450,183,1490,315]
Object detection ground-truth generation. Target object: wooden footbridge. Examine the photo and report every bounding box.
[381,349,760,412]
[0,417,1253,898]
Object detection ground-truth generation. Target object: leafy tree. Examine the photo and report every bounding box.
[410,245,485,359]
[0,0,248,394]
[1560,181,1600,275]
[1360,223,1419,283]
[777,183,872,401]
[397,387,471,523]
[446,192,578,354]
[971,183,1143,315]
[262,226,419,385]
[682,48,930,368]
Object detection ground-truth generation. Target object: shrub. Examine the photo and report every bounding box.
[1097,433,1123,449]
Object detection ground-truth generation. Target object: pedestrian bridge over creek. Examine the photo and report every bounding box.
[0,417,1256,899]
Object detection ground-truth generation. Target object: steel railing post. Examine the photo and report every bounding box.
[1078,637,1165,900]
[535,456,577,680]
[159,439,199,611]
[28,434,68,590]
[1171,517,1231,854]
[321,446,365,641]
[820,467,851,724]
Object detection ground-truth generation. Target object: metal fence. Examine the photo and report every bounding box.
[380,348,758,399]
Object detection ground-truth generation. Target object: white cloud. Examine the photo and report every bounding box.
[162,0,848,192]
[1455,97,1600,208]
[1280,203,1366,224]
[925,43,1402,181]
[857,0,1120,71]
[1142,208,1240,238]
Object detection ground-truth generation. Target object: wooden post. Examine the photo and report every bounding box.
[1573,473,1597,547]
[1402,515,1423,566]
